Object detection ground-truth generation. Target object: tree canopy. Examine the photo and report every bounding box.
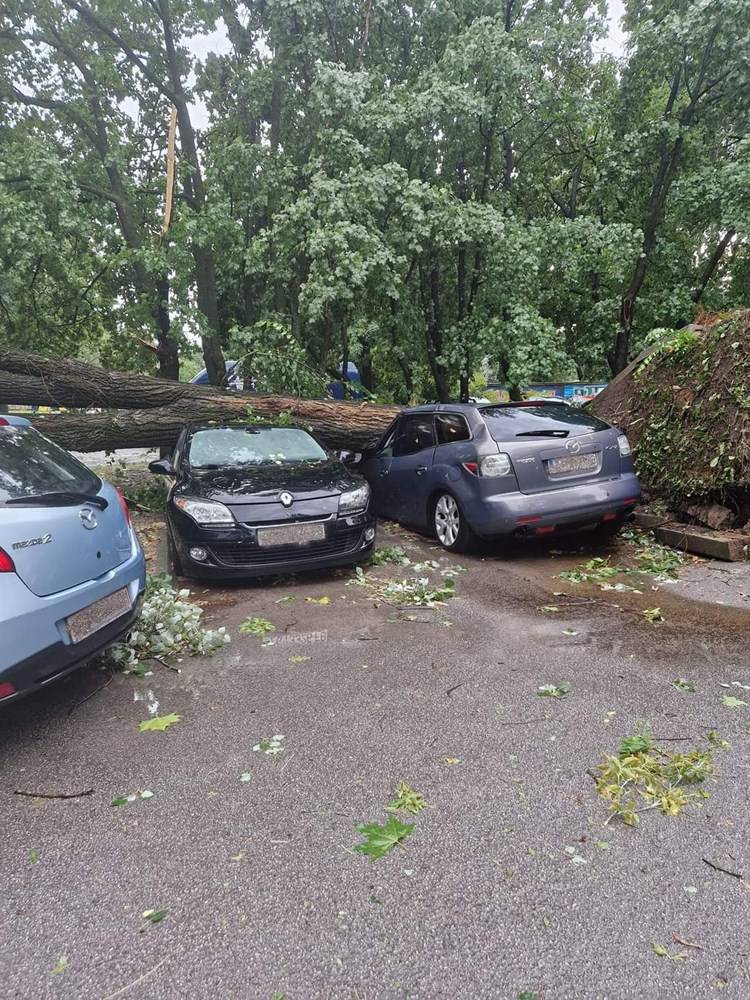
[1,0,748,398]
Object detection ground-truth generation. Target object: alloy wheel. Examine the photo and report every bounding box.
[435,494,460,547]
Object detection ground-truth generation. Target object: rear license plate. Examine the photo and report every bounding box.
[257,522,326,547]
[66,587,132,644]
[548,453,599,475]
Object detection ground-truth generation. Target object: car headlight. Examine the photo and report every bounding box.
[480,454,512,477]
[617,434,632,457]
[174,497,235,525]
[339,483,370,514]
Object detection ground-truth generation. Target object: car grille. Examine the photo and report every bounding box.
[210,526,362,566]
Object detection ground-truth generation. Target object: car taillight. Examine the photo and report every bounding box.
[0,417,8,426]
[115,487,132,525]
[0,681,16,700]
[0,547,15,572]
[480,454,512,477]
[462,461,479,475]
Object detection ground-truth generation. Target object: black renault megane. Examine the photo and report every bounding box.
[149,424,376,579]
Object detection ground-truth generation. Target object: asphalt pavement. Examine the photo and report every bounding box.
[2,525,750,1000]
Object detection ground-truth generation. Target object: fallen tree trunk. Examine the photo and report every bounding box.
[0,346,399,451]
[29,397,398,453]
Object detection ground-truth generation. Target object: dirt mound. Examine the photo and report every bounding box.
[592,310,750,521]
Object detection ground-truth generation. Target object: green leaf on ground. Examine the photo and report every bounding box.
[240,772,252,782]
[672,678,696,693]
[49,955,68,976]
[138,713,181,733]
[562,628,578,636]
[537,682,570,697]
[641,607,664,622]
[239,616,276,637]
[722,695,747,708]
[29,848,40,864]
[353,817,414,860]
[386,782,428,815]
[288,654,311,663]
[142,908,168,924]
[305,596,331,605]
[538,605,560,613]
[651,941,686,961]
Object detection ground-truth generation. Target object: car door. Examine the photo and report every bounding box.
[386,414,438,526]
[364,420,400,518]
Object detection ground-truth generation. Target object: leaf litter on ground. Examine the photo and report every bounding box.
[537,682,570,698]
[386,782,428,815]
[353,816,414,860]
[138,713,181,733]
[239,616,276,637]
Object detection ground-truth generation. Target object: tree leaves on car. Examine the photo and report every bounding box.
[353,816,415,860]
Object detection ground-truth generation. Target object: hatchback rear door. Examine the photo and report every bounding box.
[0,426,131,597]
[481,404,622,494]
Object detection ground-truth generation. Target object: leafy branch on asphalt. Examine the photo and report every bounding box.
[350,565,457,608]
[109,575,230,670]
[595,729,723,826]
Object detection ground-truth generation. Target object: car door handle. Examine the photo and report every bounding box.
[415,466,428,475]
[379,468,389,476]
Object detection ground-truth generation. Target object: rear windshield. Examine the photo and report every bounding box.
[0,426,100,503]
[481,404,609,441]
[188,426,327,469]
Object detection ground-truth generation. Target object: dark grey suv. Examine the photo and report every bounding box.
[358,402,640,551]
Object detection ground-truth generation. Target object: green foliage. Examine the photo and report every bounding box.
[353,816,415,860]
[537,683,571,698]
[109,576,230,669]
[596,731,718,826]
[371,545,411,566]
[239,616,276,637]
[386,782,428,815]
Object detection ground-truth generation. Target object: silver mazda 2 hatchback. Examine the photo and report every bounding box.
[360,401,641,551]
[0,416,145,704]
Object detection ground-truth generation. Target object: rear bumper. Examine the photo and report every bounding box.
[464,474,641,537]
[0,533,146,702]
[1,591,144,705]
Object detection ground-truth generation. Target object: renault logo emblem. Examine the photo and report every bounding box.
[79,507,98,530]
[279,492,293,508]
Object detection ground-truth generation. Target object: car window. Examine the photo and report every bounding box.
[0,426,100,502]
[187,426,327,468]
[376,420,400,458]
[435,413,470,445]
[481,404,609,441]
[393,415,436,457]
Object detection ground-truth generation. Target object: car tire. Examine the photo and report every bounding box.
[167,531,187,578]
[433,492,475,552]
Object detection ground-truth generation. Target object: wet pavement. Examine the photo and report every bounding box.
[2,524,750,999]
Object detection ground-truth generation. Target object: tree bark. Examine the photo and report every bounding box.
[0,347,398,452]
[28,397,397,453]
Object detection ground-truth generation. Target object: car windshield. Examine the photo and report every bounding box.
[481,404,609,441]
[188,426,328,469]
[0,426,101,503]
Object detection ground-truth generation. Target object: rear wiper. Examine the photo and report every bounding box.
[6,491,108,509]
[515,430,569,438]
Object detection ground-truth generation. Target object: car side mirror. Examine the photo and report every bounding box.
[338,450,358,466]
[149,458,175,475]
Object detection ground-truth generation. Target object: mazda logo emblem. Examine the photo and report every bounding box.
[279,492,294,508]
[79,507,98,530]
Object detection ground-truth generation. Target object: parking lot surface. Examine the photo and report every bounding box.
[2,525,750,999]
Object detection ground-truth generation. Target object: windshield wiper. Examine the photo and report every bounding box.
[515,429,569,438]
[6,491,108,509]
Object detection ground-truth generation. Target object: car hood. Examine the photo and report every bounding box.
[175,459,365,505]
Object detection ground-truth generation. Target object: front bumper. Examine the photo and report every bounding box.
[172,510,377,578]
[464,474,641,537]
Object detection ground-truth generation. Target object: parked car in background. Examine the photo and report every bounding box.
[0,416,145,704]
[149,423,376,578]
[358,402,640,551]
[190,360,244,390]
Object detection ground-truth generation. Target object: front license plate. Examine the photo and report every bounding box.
[548,453,599,475]
[257,522,327,547]
[66,587,132,644]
